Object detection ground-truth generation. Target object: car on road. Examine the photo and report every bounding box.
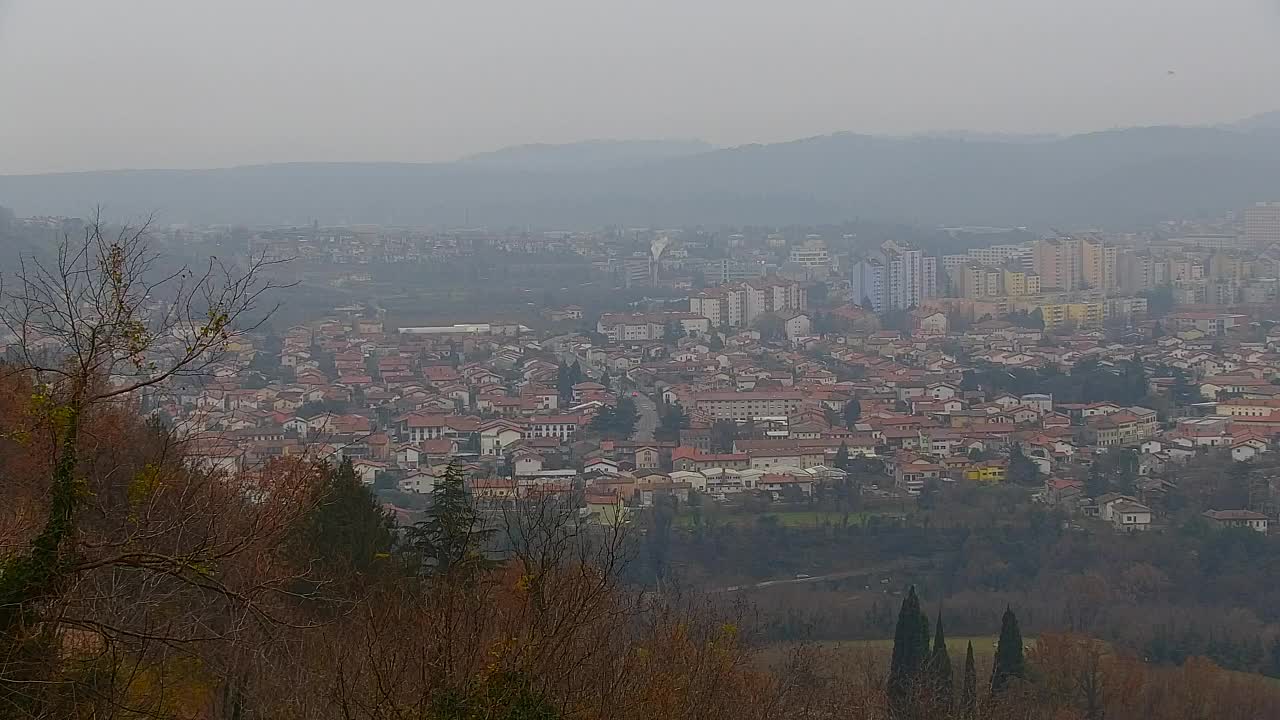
[795,573,812,580]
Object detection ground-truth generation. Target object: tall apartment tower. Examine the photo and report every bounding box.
[1245,203,1280,249]
[850,258,887,313]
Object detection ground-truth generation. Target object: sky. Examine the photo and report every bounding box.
[3,0,1280,174]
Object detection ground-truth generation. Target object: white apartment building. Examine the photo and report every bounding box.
[788,241,831,268]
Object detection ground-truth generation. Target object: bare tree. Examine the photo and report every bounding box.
[0,214,313,717]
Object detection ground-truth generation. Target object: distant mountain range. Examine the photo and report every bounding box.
[4,122,1280,230]
[458,139,715,171]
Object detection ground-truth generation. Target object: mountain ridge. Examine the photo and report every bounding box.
[3,124,1279,229]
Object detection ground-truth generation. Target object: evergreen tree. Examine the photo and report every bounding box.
[615,396,638,436]
[1170,367,1198,407]
[991,606,1027,695]
[301,457,394,578]
[887,586,928,705]
[961,641,978,719]
[834,442,850,471]
[556,362,573,402]
[927,611,953,709]
[1126,352,1149,403]
[919,608,931,659]
[843,398,862,429]
[710,420,739,454]
[1266,635,1280,679]
[405,461,493,579]
[1006,443,1040,486]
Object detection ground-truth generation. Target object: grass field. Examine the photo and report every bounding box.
[757,635,1032,674]
[675,509,906,530]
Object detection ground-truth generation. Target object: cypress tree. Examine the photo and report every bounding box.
[991,606,1027,695]
[961,641,977,719]
[834,441,850,471]
[919,608,931,659]
[887,586,927,705]
[928,611,953,708]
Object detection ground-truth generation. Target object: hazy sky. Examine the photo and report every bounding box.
[3,0,1280,174]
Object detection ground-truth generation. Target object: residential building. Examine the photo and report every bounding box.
[690,391,805,422]
[850,258,887,313]
[1203,509,1269,533]
[788,240,831,268]
[1035,302,1105,330]
[1110,501,1153,532]
[1166,312,1246,336]
[1245,202,1280,249]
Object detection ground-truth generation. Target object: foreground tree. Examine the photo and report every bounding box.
[0,215,311,716]
[961,641,978,718]
[887,586,928,707]
[299,456,395,580]
[927,611,953,708]
[991,606,1027,695]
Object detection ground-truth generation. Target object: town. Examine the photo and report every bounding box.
[40,199,1279,540]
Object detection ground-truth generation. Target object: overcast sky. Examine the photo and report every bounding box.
[3,0,1280,174]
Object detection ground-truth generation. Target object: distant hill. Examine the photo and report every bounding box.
[1221,110,1280,133]
[3,125,1280,229]
[459,139,715,171]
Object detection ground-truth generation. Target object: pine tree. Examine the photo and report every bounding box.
[406,461,493,579]
[961,641,978,719]
[887,586,928,705]
[991,606,1027,695]
[928,611,953,709]
[301,457,394,578]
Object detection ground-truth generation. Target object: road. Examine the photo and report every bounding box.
[711,568,873,594]
[710,558,926,594]
[632,392,658,442]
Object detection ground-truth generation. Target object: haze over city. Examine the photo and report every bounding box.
[10,3,1280,719]
[4,0,1280,173]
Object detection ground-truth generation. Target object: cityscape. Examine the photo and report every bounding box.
[7,2,1280,717]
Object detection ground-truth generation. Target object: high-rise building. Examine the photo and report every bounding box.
[1002,269,1040,297]
[1081,238,1118,291]
[1035,237,1115,292]
[883,245,936,310]
[1117,250,1154,294]
[1034,238,1074,291]
[852,243,937,311]
[690,277,806,328]
[922,257,938,299]
[1245,202,1280,249]
[622,254,652,288]
[850,258,886,313]
[969,244,1033,270]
